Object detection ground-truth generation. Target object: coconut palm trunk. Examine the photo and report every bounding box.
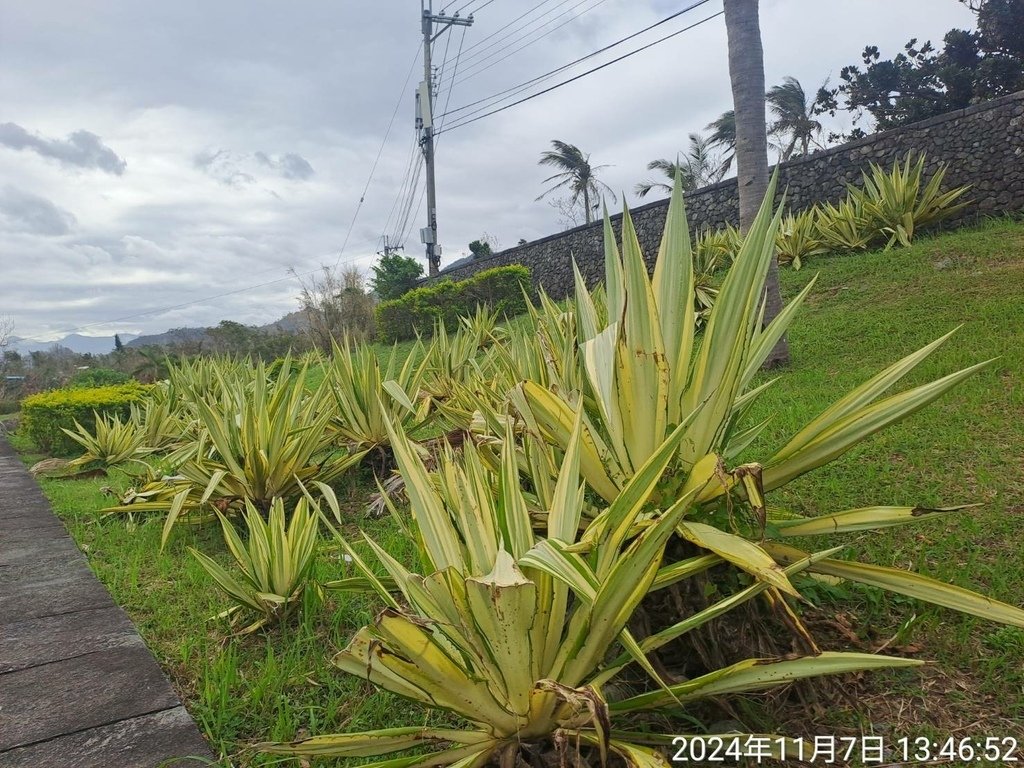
[724,0,789,366]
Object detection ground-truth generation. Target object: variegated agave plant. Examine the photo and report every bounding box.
[262,416,917,767]
[327,338,431,454]
[63,411,149,472]
[262,172,1021,768]
[190,496,321,634]
[515,172,1024,629]
[106,357,364,547]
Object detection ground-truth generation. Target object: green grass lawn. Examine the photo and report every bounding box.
[746,218,1024,735]
[12,218,1024,765]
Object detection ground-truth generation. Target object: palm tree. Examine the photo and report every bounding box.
[536,140,615,225]
[635,132,726,198]
[705,109,737,176]
[131,347,175,383]
[724,0,788,366]
[767,75,824,160]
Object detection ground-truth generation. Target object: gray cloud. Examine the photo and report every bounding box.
[193,149,257,187]
[196,149,314,186]
[0,123,127,175]
[0,0,976,339]
[255,152,315,180]
[0,186,77,235]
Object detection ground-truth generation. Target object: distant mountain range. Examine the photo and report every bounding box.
[6,333,139,355]
[124,327,207,349]
[5,311,309,356]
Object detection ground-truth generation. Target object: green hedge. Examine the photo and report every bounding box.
[376,265,532,343]
[20,382,150,455]
[67,367,131,388]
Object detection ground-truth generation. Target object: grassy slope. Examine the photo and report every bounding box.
[14,219,1024,764]
[746,218,1024,734]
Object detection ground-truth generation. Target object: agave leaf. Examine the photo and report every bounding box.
[383,411,466,573]
[616,203,669,470]
[766,542,1024,628]
[723,416,773,462]
[650,553,722,591]
[772,504,977,537]
[582,324,626,467]
[600,737,671,768]
[520,381,623,502]
[520,539,599,604]
[573,259,600,343]
[764,359,993,490]
[190,548,263,613]
[598,547,843,686]
[159,488,191,550]
[602,204,625,326]
[610,652,922,713]
[651,171,695,422]
[740,275,817,387]
[545,406,586,543]
[676,521,798,597]
[259,728,494,765]
[466,550,538,716]
[334,611,518,731]
[570,467,716,692]
[383,379,417,413]
[680,176,783,465]
[771,327,961,463]
[496,429,535,560]
[593,422,695,575]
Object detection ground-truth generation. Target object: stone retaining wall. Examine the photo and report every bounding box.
[435,90,1024,298]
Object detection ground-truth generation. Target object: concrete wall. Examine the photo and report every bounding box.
[435,90,1024,299]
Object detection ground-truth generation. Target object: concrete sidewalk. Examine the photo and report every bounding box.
[0,438,215,767]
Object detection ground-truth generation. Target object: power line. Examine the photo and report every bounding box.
[453,0,559,66]
[458,0,562,63]
[382,131,421,242]
[438,0,581,86]
[451,0,612,90]
[449,0,615,89]
[465,0,498,13]
[393,155,425,246]
[439,0,713,121]
[437,8,724,135]
[435,20,455,87]
[449,0,495,16]
[332,43,422,270]
[441,0,616,90]
[436,25,469,141]
[392,137,425,245]
[400,180,427,249]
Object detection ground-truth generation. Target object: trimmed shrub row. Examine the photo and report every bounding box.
[20,382,150,455]
[376,265,531,343]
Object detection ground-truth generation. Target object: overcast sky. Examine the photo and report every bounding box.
[0,0,975,341]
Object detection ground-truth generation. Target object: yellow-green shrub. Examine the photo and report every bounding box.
[20,383,150,455]
[375,265,531,343]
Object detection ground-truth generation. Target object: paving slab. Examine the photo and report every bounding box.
[0,606,143,673]
[0,437,215,766]
[0,531,80,568]
[0,558,115,621]
[0,707,213,768]
[0,645,182,750]
[1,505,68,531]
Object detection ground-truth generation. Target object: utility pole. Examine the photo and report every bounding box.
[378,235,403,259]
[418,1,473,277]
